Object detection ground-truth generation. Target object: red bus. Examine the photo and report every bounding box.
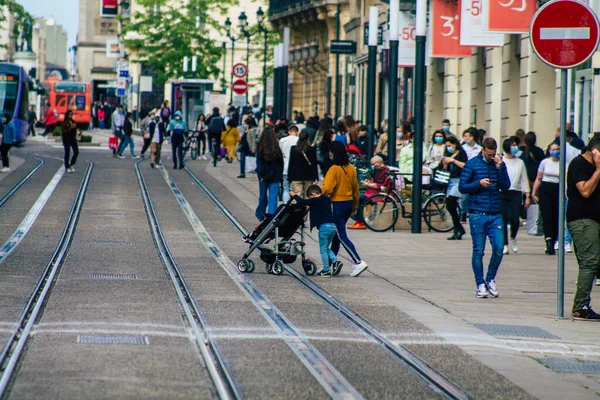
[48,79,91,129]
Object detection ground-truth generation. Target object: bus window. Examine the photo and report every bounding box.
[0,74,18,117]
[54,82,86,93]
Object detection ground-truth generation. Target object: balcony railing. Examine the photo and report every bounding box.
[269,0,332,17]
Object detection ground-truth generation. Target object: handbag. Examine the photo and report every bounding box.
[245,156,257,173]
[434,169,450,184]
[108,136,119,150]
[526,204,543,236]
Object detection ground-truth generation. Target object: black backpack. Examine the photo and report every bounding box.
[209,116,224,135]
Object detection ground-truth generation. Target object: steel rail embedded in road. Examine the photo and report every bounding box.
[161,166,365,400]
[184,167,474,400]
[0,159,45,212]
[135,161,240,400]
[0,162,94,396]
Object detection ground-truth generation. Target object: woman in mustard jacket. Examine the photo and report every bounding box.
[222,119,240,162]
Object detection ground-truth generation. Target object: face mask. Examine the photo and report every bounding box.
[370,165,376,172]
[434,137,443,144]
[442,126,450,131]
[447,146,455,154]
[176,116,181,120]
[550,150,560,158]
[1,118,6,125]
[396,133,404,139]
[510,146,519,155]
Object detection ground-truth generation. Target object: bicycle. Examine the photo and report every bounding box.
[182,132,199,160]
[359,171,459,233]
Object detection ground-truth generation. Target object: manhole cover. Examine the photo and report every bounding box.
[77,335,149,345]
[89,273,137,280]
[95,241,131,246]
[540,358,600,374]
[474,324,559,339]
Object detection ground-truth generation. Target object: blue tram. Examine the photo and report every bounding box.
[0,63,30,143]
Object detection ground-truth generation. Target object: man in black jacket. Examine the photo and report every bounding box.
[206,107,225,167]
[117,112,138,159]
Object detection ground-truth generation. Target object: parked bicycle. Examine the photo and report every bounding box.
[182,131,200,160]
[359,171,459,233]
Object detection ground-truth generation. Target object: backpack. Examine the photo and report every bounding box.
[161,107,170,118]
[209,116,224,135]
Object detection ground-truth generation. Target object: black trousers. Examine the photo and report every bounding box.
[141,137,152,155]
[198,131,207,155]
[446,196,464,234]
[62,137,79,169]
[28,123,36,136]
[502,190,522,244]
[539,182,559,242]
[1,143,12,167]
[171,134,184,168]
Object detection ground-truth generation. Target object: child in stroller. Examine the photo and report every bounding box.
[238,199,317,275]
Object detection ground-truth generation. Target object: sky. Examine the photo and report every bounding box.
[17,0,79,48]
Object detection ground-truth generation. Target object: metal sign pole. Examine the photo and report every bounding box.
[557,68,567,319]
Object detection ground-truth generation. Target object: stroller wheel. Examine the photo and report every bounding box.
[247,260,255,273]
[303,260,316,276]
[237,259,251,273]
[266,263,274,274]
[272,260,285,275]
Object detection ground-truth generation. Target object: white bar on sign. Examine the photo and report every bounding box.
[539,27,590,40]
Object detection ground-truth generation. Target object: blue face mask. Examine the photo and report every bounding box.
[510,146,519,155]
[434,137,443,144]
[1,119,6,125]
[397,133,404,139]
[447,146,455,154]
[442,126,450,131]
[550,150,560,158]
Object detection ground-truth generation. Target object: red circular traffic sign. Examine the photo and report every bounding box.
[232,79,248,95]
[232,63,248,78]
[530,0,600,69]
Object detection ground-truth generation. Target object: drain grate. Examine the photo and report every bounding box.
[95,241,131,246]
[95,213,128,217]
[95,226,129,231]
[89,273,137,280]
[77,335,149,345]
[474,324,559,339]
[539,358,600,374]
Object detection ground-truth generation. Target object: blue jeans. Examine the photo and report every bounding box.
[171,134,184,168]
[469,213,504,286]
[118,134,135,156]
[332,201,361,264]
[351,194,368,222]
[239,151,247,176]
[318,223,337,271]
[256,180,279,221]
[282,174,290,202]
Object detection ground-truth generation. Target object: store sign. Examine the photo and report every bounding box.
[398,11,416,66]
[101,0,118,18]
[480,0,536,33]
[364,26,384,46]
[106,39,124,58]
[330,40,357,54]
[460,0,504,46]
[431,0,473,58]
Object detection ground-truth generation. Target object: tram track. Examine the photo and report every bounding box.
[0,160,45,212]
[0,162,94,397]
[135,161,240,400]
[183,166,473,400]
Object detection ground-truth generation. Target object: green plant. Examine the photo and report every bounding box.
[79,135,92,143]
[52,127,61,137]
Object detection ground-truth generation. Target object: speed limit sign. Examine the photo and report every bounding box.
[232,63,248,78]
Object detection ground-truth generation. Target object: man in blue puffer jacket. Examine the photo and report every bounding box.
[459,137,510,299]
[167,110,188,169]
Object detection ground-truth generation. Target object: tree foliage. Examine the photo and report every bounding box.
[0,0,34,51]
[121,0,235,86]
[244,21,280,81]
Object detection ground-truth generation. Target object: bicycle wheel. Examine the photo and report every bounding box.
[423,193,454,233]
[190,137,198,160]
[361,194,399,232]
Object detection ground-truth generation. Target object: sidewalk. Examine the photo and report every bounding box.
[204,158,600,399]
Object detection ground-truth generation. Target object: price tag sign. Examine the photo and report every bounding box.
[460,0,504,46]
[431,0,472,58]
[398,11,416,67]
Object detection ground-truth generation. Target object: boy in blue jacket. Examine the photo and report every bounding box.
[290,185,342,277]
[459,137,510,298]
[1,113,16,172]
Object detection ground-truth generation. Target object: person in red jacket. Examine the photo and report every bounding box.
[43,102,58,137]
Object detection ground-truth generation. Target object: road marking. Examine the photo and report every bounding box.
[0,166,65,264]
[540,27,590,40]
[158,166,365,400]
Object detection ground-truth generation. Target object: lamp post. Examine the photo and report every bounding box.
[366,7,378,158]
[238,12,251,104]
[225,16,243,104]
[411,0,427,234]
[256,7,269,125]
[387,0,399,166]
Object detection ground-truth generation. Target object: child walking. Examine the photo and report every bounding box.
[290,185,342,277]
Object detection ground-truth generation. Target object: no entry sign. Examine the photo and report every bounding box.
[530,0,600,69]
[232,79,248,95]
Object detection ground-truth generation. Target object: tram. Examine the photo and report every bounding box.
[0,63,30,143]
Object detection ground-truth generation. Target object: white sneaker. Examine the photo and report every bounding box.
[476,283,489,298]
[1,167,9,173]
[565,243,573,253]
[350,261,368,277]
[117,155,125,159]
[554,241,558,251]
[132,155,140,159]
[503,245,509,255]
[487,279,499,297]
[67,167,75,173]
[596,279,600,287]
[509,239,519,253]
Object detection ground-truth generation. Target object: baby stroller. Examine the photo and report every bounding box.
[238,200,317,276]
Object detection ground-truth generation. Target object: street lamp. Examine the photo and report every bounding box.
[239,11,252,103]
[387,0,400,167]
[256,6,270,125]
[225,17,242,104]
[365,6,378,159]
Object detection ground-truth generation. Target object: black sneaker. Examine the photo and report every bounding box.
[572,306,600,321]
[332,261,343,276]
[316,270,331,277]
